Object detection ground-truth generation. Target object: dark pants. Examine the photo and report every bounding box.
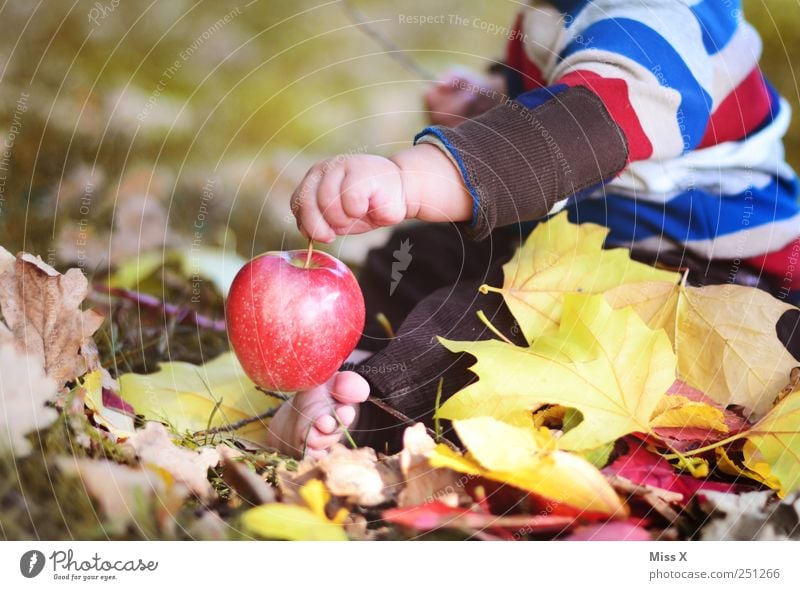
[351,222,800,452]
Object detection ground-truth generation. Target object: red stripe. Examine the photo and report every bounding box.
[745,238,800,290]
[697,67,772,148]
[506,13,545,91]
[556,70,653,162]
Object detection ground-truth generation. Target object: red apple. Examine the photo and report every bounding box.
[226,249,365,392]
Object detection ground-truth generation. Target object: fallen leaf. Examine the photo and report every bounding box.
[0,252,104,387]
[0,341,59,456]
[715,447,779,490]
[397,423,471,508]
[241,479,348,541]
[383,501,575,538]
[740,389,800,496]
[82,370,136,439]
[124,422,221,500]
[175,247,246,298]
[649,394,728,432]
[697,490,800,540]
[564,521,652,541]
[219,445,275,506]
[603,442,741,505]
[439,294,676,451]
[428,417,624,517]
[118,352,279,447]
[481,212,678,342]
[55,456,186,535]
[606,282,796,417]
[317,445,388,506]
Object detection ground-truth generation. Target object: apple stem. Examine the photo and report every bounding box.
[304,239,314,269]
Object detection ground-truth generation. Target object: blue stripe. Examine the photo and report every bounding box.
[516,84,568,110]
[560,18,712,152]
[414,127,480,227]
[690,0,740,55]
[562,177,800,246]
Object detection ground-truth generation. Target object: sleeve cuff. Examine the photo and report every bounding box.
[414,86,629,240]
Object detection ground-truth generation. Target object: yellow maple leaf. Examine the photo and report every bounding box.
[606,282,796,417]
[427,417,624,516]
[119,352,279,447]
[740,390,800,497]
[480,212,678,342]
[439,293,676,451]
[649,394,728,432]
[241,479,348,541]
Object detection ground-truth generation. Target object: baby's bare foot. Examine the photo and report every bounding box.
[266,371,369,459]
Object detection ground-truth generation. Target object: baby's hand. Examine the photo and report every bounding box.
[291,154,407,243]
[424,67,501,127]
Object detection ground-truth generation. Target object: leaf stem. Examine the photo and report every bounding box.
[476,309,514,345]
[433,378,444,442]
[659,431,748,460]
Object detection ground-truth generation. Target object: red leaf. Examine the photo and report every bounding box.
[650,381,750,452]
[383,501,576,538]
[102,387,135,415]
[565,521,651,541]
[603,441,741,504]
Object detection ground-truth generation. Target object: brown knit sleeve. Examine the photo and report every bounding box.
[415,86,629,241]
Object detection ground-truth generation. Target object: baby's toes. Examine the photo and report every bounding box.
[314,414,338,435]
[330,371,370,404]
[305,428,342,452]
[335,404,356,427]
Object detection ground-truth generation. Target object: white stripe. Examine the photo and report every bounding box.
[561,0,713,96]
[520,1,570,75]
[606,98,793,199]
[620,211,800,259]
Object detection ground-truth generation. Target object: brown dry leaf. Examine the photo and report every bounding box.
[124,422,221,501]
[55,456,187,535]
[317,445,389,506]
[219,445,275,506]
[0,340,59,457]
[0,252,104,388]
[397,423,471,508]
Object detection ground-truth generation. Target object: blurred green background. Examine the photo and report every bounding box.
[0,0,798,266]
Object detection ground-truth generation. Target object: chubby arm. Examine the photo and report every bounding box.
[291,144,472,243]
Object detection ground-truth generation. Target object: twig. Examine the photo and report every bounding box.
[92,283,226,332]
[368,396,459,452]
[341,0,436,80]
[193,407,279,437]
[255,386,291,402]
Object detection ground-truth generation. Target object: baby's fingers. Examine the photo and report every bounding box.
[292,171,336,243]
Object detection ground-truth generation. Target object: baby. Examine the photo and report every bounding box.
[265,0,800,458]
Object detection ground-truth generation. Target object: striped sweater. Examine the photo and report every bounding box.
[416,0,800,300]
